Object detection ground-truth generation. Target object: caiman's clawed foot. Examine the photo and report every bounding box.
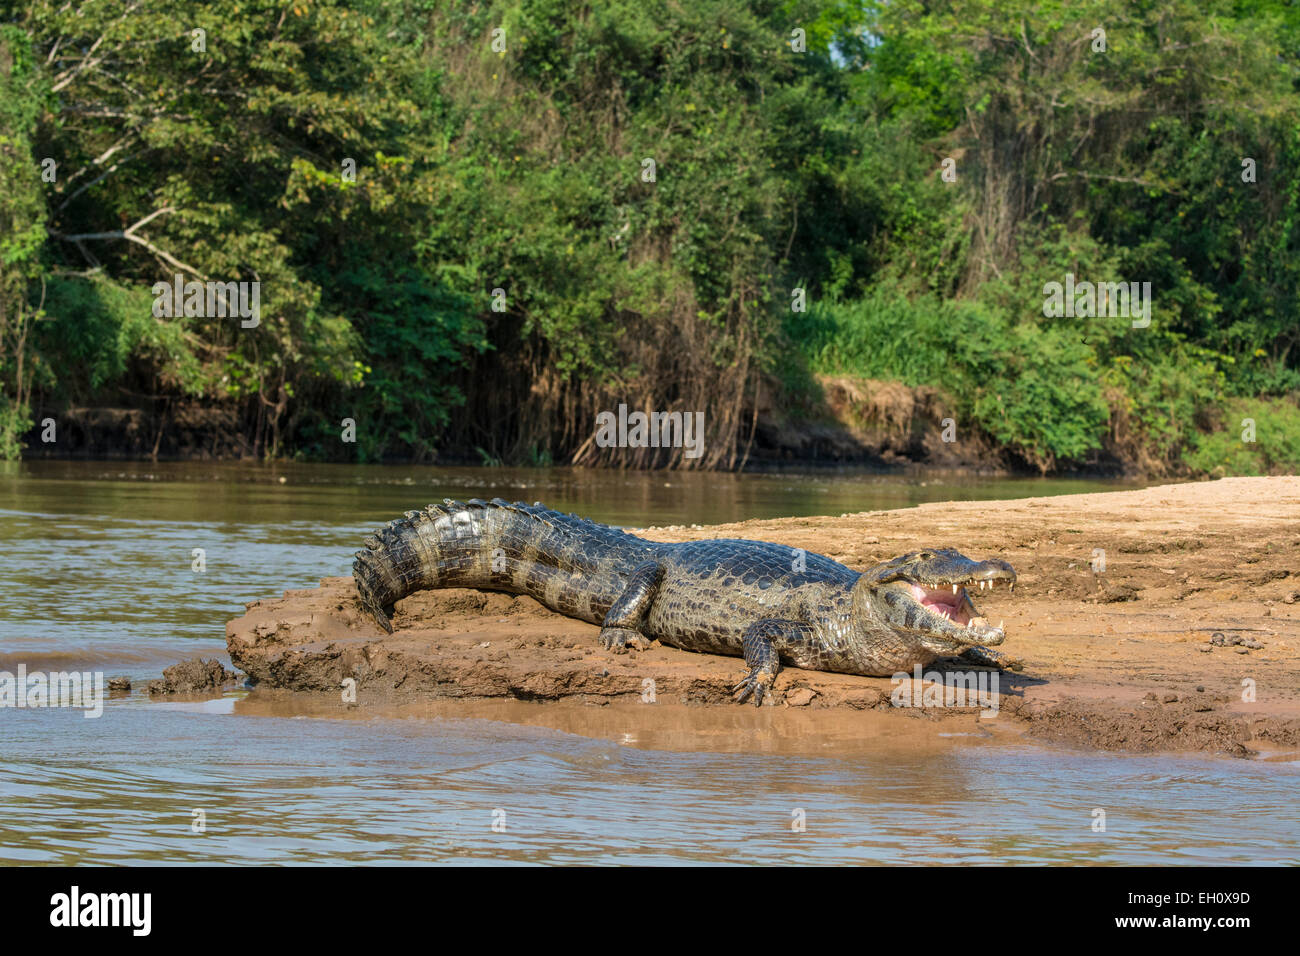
[599,627,651,654]
[733,667,777,706]
[960,645,1024,672]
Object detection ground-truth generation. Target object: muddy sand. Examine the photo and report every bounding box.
[221,477,1300,758]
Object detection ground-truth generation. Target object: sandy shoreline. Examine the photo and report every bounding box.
[219,477,1300,758]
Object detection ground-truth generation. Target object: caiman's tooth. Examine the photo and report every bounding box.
[1010,581,1015,592]
[952,584,958,594]
[999,620,1004,629]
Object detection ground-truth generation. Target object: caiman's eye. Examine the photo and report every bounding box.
[917,551,933,560]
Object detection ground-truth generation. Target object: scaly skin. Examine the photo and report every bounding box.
[353,499,1019,705]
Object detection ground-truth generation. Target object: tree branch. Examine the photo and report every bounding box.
[51,207,207,279]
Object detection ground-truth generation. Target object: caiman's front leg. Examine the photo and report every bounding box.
[733,619,816,706]
[599,562,664,654]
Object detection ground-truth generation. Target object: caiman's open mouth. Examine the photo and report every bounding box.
[863,548,1018,647]
[908,573,1015,630]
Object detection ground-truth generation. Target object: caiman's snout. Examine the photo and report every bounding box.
[963,557,1017,590]
[870,549,1016,590]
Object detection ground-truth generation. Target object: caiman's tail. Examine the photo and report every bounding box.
[352,498,656,633]
[353,497,518,633]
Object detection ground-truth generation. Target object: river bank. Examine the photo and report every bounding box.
[214,477,1300,759]
[21,379,1145,476]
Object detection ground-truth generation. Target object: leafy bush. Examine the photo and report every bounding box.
[1183,398,1300,475]
[789,288,1109,470]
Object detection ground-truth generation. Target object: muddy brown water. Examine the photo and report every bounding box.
[1,460,1296,864]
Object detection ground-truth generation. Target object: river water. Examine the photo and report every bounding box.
[1,460,1296,864]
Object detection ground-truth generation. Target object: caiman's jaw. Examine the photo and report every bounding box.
[906,573,1014,629]
[866,548,1018,649]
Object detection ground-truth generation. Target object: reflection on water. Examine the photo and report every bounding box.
[1,460,1295,865]
[2,700,1295,865]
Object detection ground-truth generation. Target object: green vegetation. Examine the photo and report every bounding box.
[0,0,1296,473]
[790,289,1114,472]
[1184,398,1300,476]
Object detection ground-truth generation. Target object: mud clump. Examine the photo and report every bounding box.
[1087,583,1140,603]
[148,658,242,696]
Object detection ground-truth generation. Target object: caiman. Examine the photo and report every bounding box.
[353,498,1019,705]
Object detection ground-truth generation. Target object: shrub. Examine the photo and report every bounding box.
[1183,398,1300,476]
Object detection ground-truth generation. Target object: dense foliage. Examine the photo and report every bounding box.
[0,0,1296,473]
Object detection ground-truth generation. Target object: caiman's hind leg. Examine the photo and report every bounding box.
[734,619,816,706]
[599,562,664,654]
[959,645,1024,672]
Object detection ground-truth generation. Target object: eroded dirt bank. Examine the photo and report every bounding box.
[224,477,1300,758]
